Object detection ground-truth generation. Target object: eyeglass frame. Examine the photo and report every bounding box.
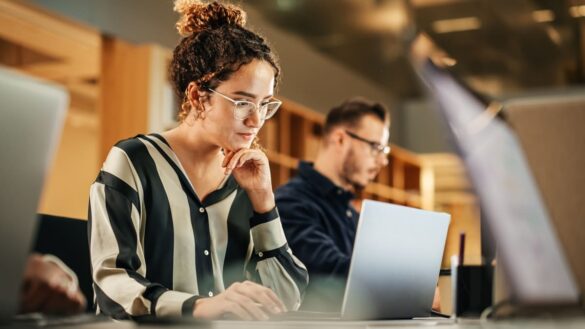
[344,130,391,157]
[207,88,282,121]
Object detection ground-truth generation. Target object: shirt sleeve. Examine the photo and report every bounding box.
[276,197,351,278]
[246,207,309,311]
[88,147,200,319]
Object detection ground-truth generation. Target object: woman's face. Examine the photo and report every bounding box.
[198,59,276,152]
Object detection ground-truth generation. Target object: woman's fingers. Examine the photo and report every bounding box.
[226,149,263,172]
[235,151,264,169]
[224,301,253,321]
[237,281,286,314]
[224,149,247,173]
[226,291,269,320]
[193,282,284,320]
[262,287,287,312]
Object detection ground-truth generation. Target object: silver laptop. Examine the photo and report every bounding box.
[0,67,68,320]
[414,59,580,305]
[341,200,451,320]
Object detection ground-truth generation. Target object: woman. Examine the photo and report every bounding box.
[88,0,308,320]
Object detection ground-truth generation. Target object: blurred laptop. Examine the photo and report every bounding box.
[0,67,67,322]
[412,49,581,308]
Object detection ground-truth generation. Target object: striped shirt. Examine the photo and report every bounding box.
[88,134,308,319]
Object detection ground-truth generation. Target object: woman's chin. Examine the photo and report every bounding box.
[224,141,253,152]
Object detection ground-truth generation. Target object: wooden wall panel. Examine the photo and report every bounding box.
[0,1,101,219]
[99,37,151,161]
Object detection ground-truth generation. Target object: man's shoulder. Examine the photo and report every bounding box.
[276,176,319,200]
[275,177,328,218]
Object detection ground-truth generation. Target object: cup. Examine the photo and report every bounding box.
[452,264,494,317]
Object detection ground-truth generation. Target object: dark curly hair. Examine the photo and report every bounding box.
[170,0,281,122]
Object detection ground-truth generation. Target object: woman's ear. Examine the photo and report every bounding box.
[186,82,200,105]
[186,82,209,119]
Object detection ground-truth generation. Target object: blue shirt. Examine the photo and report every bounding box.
[275,161,358,311]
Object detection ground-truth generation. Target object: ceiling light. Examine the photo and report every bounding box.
[411,0,467,7]
[364,2,410,33]
[432,17,481,34]
[532,9,555,23]
[570,5,585,17]
[545,26,562,45]
[276,0,297,11]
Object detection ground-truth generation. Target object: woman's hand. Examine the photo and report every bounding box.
[222,149,275,213]
[193,281,286,320]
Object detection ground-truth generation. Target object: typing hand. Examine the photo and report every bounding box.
[20,254,86,315]
[193,281,286,320]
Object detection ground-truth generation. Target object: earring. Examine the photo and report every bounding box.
[187,93,205,121]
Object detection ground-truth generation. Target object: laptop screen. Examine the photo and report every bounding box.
[342,200,450,320]
[414,59,579,305]
[0,67,68,319]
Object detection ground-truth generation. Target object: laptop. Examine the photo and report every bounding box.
[413,57,581,306]
[264,200,451,322]
[0,67,67,321]
[340,200,450,320]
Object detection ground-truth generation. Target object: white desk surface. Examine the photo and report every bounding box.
[33,317,584,329]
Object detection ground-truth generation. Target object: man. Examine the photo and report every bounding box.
[275,98,390,311]
[276,98,440,312]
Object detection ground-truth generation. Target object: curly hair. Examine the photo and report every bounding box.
[170,0,281,122]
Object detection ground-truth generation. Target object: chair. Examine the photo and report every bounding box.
[32,214,93,312]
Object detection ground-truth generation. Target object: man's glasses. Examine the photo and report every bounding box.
[345,130,391,157]
[207,88,282,121]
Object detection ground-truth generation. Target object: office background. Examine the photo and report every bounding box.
[1,0,584,314]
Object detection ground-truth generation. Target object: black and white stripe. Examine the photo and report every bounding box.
[89,134,308,318]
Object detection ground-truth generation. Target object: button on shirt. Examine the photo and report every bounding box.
[275,161,358,311]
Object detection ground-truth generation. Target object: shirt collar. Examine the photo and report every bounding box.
[298,161,355,201]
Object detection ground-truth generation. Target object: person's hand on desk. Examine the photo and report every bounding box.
[19,253,86,315]
[193,281,286,320]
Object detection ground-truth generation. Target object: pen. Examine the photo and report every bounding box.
[458,231,466,266]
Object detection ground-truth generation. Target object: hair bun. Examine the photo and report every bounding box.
[174,0,247,37]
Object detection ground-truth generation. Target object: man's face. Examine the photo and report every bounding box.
[340,115,390,191]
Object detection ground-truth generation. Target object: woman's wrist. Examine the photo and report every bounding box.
[247,190,275,214]
[193,297,211,318]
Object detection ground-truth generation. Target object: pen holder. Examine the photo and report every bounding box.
[452,264,493,317]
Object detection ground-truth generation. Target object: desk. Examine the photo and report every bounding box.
[41,317,585,329]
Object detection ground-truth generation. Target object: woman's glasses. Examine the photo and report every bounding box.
[208,88,282,121]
